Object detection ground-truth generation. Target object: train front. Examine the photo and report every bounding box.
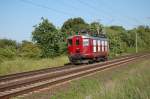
[67,35,92,64]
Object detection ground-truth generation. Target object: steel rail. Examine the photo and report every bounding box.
[0,53,149,99]
[0,53,141,91]
[0,53,143,83]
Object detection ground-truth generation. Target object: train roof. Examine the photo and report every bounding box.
[67,34,108,40]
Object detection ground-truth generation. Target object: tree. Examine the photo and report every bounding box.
[109,26,126,31]
[124,29,137,47]
[61,17,89,34]
[136,26,150,48]
[0,39,17,62]
[105,26,127,56]
[19,40,41,58]
[0,39,17,48]
[89,22,103,36]
[32,18,65,57]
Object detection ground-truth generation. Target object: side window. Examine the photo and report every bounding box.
[93,40,96,52]
[68,39,72,46]
[98,40,100,52]
[93,40,96,46]
[83,39,89,46]
[105,41,108,51]
[105,41,108,46]
[76,39,80,45]
[101,40,104,52]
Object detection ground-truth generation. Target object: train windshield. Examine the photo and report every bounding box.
[83,39,89,46]
[68,39,72,46]
[76,39,80,45]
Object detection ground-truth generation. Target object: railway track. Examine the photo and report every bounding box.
[0,53,142,82]
[0,53,149,99]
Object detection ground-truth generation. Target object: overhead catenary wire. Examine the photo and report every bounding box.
[77,0,116,34]
[77,0,114,21]
[19,0,75,16]
[60,0,103,21]
[20,0,113,24]
[58,0,79,12]
[73,0,104,19]
[99,0,146,26]
[20,0,147,27]
[99,0,140,53]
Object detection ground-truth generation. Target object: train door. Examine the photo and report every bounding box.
[67,39,73,54]
[98,40,100,52]
[104,40,107,52]
[101,40,105,52]
[93,39,97,53]
[82,38,90,54]
[74,36,82,54]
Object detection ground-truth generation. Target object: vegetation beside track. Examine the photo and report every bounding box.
[0,17,150,76]
[0,56,69,76]
[49,57,150,99]
[18,57,148,99]
[0,52,141,76]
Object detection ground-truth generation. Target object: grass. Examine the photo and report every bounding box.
[0,56,69,76]
[16,56,150,99]
[49,57,150,99]
[2,55,150,99]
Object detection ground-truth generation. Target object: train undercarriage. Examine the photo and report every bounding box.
[69,54,108,64]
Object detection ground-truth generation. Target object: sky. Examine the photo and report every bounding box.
[0,0,150,42]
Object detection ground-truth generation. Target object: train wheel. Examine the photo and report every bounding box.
[105,57,108,61]
[88,60,94,64]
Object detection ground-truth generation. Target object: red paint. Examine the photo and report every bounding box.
[67,35,109,63]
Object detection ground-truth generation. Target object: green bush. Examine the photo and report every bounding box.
[0,47,16,61]
[0,39,17,48]
[19,41,41,58]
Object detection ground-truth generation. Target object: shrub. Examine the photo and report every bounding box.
[19,41,41,58]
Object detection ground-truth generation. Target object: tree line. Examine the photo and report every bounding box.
[0,17,150,62]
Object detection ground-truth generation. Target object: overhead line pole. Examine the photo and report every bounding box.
[135,31,138,53]
[94,19,101,35]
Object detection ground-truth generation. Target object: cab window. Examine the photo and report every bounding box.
[76,39,80,45]
[68,39,72,46]
[83,39,89,46]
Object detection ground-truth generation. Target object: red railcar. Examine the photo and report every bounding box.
[67,34,109,64]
